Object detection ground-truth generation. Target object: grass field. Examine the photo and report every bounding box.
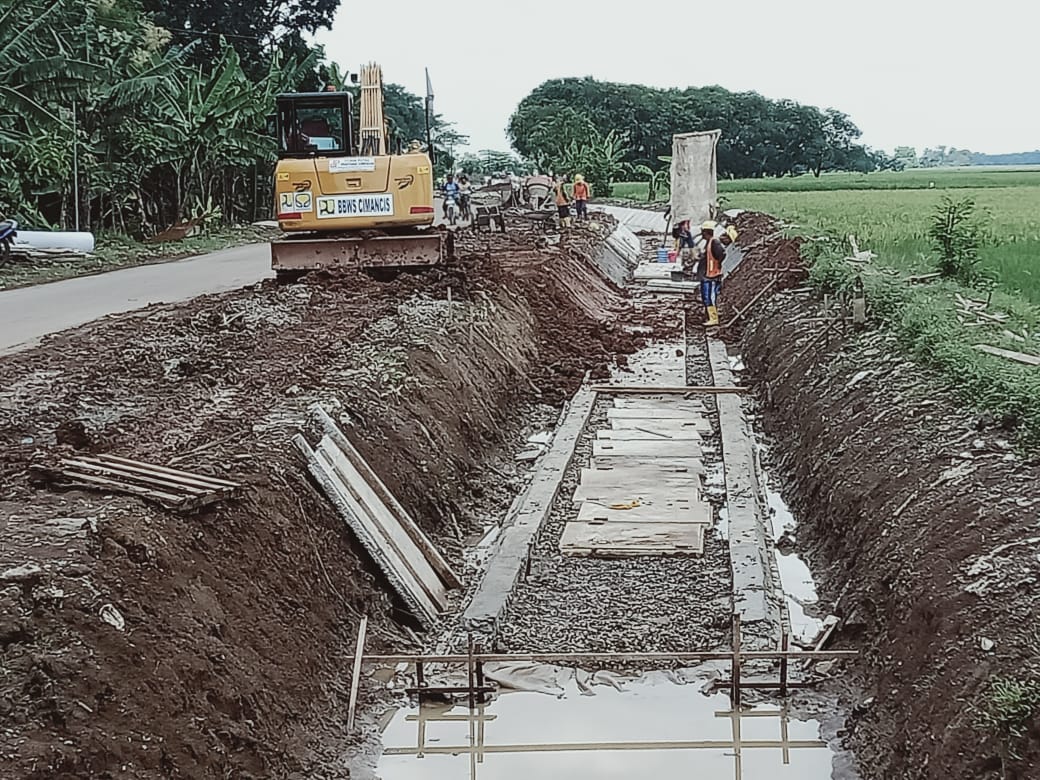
[613,167,1040,445]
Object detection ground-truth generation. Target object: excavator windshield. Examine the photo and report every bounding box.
[275,93,355,158]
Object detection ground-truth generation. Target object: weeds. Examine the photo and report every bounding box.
[974,674,1040,775]
[928,196,985,285]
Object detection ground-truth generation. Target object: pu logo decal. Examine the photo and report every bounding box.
[318,199,336,217]
[395,174,414,190]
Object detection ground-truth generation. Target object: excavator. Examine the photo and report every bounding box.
[270,64,446,280]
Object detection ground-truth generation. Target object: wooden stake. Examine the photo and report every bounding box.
[780,633,789,697]
[347,615,368,732]
[723,277,779,329]
[731,614,742,708]
[591,384,747,395]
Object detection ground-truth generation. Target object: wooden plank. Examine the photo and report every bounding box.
[560,521,704,556]
[316,439,449,611]
[577,498,712,525]
[294,435,440,627]
[974,344,1040,366]
[597,429,701,442]
[590,456,705,474]
[364,649,859,664]
[346,615,367,732]
[593,385,746,394]
[91,454,239,490]
[594,439,703,459]
[61,458,214,496]
[57,470,189,506]
[311,405,462,590]
[573,484,702,506]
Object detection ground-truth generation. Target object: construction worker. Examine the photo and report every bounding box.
[697,221,727,327]
[554,175,572,228]
[572,174,590,221]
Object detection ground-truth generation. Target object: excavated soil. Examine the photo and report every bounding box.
[0,219,654,779]
[743,291,1040,778]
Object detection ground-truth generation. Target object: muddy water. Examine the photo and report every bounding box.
[376,671,836,779]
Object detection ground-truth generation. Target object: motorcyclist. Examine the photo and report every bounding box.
[458,175,472,219]
[442,174,460,220]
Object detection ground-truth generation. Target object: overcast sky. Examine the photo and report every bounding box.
[313,0,1039,156]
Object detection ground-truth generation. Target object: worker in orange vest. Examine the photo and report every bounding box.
[572,174,590,221]
[697,220,727,326]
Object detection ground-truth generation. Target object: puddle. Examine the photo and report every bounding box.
[376,670,836,779]
[728,353,824,646]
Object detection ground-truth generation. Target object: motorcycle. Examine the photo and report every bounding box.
[443,194,458,226]
[0,218,17,267]
[458,191,472,222]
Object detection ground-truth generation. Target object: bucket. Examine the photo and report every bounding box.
[656,247,668,263]
[667,250,678,263]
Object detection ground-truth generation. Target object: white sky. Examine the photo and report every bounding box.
[313,0,1039,156]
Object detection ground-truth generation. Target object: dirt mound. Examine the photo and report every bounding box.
[743,293,1040,779]
[713,212,807,340]
[0,223,660,778]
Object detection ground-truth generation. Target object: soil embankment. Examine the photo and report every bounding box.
[0,219,647,779]
[740,279,1040,776]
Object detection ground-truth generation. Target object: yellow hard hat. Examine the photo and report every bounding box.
[574,174,584,183]
[700,220,717,231]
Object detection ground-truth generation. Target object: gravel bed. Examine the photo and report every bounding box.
[497,390,733,654]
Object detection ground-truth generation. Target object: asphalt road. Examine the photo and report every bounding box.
[0,243,272,356]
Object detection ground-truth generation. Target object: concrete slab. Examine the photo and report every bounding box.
[590,455,704,474]
[579,465,701,487]
[607,407,705,420]
[610,418,707,434]
[572,483,702,506]
[612,342,686,386]
[634,263,677,280]
[594,205,669,234]
[708,337,781,641]
[596,429,701,442]
[560,521,704,556]
[593,439,703,459]
[577,498,711,525]
[613,397,706,413]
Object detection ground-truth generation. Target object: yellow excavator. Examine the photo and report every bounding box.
[270,64,446,280]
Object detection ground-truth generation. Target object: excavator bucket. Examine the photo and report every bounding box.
[271,232,449,276]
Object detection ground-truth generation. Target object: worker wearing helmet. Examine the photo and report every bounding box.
[697,221,727,327]
[572,174,591,221]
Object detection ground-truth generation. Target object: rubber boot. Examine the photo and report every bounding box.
[562,216,572,229]
[704,305,719,327]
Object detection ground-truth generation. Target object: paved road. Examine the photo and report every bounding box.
[0,243,272,356]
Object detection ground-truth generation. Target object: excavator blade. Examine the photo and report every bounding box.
[271,232,448,274]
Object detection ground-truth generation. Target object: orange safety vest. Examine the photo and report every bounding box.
[704,238,722,278]
[573,181,589,201]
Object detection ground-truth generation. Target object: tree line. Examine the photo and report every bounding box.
[507,77,888,195]
[0,0,457,235]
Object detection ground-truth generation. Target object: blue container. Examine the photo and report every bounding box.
[656,247,669,263]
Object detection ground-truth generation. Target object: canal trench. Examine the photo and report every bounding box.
[347,212,863,780]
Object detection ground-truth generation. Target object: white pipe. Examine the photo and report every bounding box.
[14,231,95,253]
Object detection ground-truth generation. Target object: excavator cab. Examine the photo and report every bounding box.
[275,93,354,157]
[269,69,445,281]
